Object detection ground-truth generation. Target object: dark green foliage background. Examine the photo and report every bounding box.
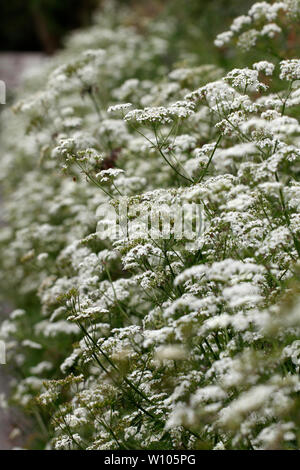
[0,0,253,53]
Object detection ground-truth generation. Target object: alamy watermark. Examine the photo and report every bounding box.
[96,200,207,241]
[0,80,6,105]
[0,341,6,365]
[0,81,6,363]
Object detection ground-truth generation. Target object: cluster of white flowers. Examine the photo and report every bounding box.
[253,60,275,76]
[224,68,268,92]
[280,59,300,80]
[215,0,299,51]
[1,0,300,451]
[124,100,195,125]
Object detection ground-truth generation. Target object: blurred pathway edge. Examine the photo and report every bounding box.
[0,53,44,448]
[0,53,46,89]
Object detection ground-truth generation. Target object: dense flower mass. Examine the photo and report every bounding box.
[0,0,300,450]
